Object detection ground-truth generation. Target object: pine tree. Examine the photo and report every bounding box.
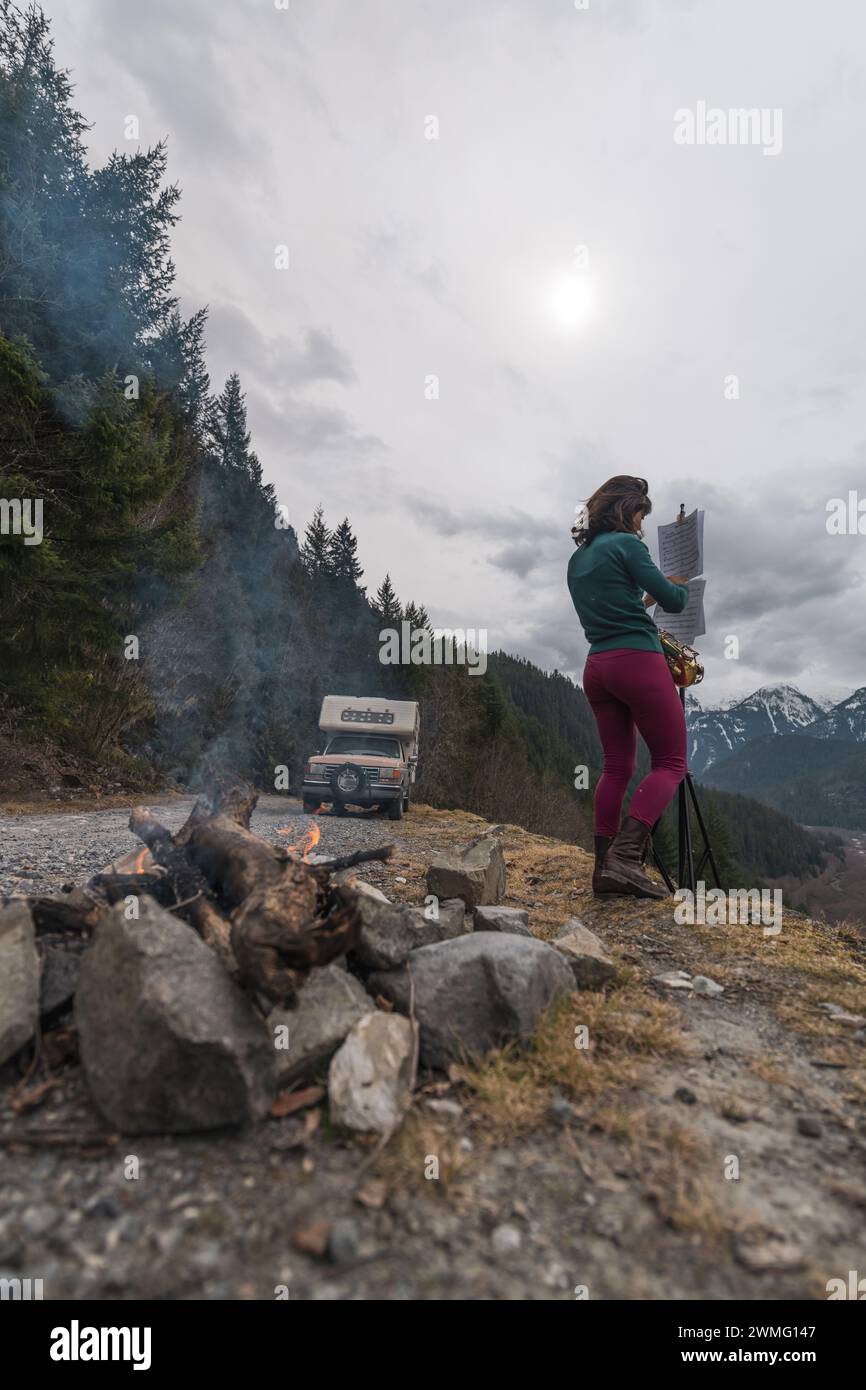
[328,517,364,589]
[208,373,261,481]
[300,506,333,577]
[153,306,211,426]
[373,573,402,627]
[403,600,430,631]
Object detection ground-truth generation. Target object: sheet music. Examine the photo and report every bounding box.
[654,577,706,646]
[657,509,704,581]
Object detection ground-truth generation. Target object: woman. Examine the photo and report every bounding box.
[568,476,689,899]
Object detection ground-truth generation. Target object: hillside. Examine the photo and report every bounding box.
[702,735,866,831]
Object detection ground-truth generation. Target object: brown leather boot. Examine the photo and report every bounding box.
[595,816,669,899]
[592,834,614,896]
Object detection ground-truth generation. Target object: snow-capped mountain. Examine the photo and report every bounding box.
[687,685,834,776]
[803,687,866,743]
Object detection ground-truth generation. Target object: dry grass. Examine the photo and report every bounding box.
[452,982,685,1140]
[372,1109,471,1195]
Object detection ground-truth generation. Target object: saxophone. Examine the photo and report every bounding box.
[658,629,704,688]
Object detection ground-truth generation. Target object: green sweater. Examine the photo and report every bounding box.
[567,531,689,654]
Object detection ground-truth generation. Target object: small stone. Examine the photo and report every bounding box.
[674,1086,697,1105]
[736,1239,806,1273]
[548,1097,574,1122]
[491,1223,522,1255]
[268,964,374,1086]
[292,1219,331,1257]
[328,1218,360,1265]
[553,921,618,989]
[20,1205,58,1239]
[653,971,693,990]
[332,876,390,903]
[39,943,83,1022]
[474,905,531,937]
[693,975,724,996]
[328,1012,417,1136]
[796,1116,822,1139]
[424,1098,463,1118]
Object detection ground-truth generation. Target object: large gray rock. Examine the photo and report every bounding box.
[425,835,506,909]
[268,964,374,1085]
[76,897,276,1133]
[350,894,467,972]
[0,902,39,1066]
[369,933,575,1070]
[328,1011,418,1135]
[553,920,618,989]
[474,905,531,937]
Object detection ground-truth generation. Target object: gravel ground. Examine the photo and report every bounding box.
[1,797,865,1301]
[0,795,406,900]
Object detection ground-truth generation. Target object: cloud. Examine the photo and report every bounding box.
[205,303,355,389]
[247,387,384,458]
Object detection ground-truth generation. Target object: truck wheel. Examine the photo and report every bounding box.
[387,796,404,821]
[334,801,349,817]
[403,792,410,812]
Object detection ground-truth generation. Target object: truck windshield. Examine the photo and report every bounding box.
[324,735,402,759]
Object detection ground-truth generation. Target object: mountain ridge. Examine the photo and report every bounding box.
[687,681,864,776]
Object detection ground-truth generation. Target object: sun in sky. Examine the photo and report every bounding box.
[549,272,596,330]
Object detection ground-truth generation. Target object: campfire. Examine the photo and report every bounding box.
[23,776,393,1008]
[279,817,322,863]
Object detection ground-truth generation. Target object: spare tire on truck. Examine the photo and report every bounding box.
[330,762,366,816]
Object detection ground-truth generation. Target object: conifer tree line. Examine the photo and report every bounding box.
[0,3,837,890]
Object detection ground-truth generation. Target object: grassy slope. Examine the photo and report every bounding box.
[374,804,866,1295]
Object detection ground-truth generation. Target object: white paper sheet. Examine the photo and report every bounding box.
[656,508,704,582]
[654,577,706,646]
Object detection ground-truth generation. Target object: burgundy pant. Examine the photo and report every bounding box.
[583,649,687,835]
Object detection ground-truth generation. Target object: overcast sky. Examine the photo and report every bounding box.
[45,0,866,706]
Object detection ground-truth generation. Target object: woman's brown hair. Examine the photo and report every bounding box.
[572,475,651,547]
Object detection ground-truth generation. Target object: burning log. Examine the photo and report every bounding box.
[123,778,393,1005]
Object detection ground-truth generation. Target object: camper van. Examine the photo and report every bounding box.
[302,695,420,820]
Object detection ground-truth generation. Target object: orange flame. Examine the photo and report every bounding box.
[132,848,149,874]
[280,818,322,863]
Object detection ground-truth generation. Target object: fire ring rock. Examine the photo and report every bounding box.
[268,963,374,1086]
[76,897,276,1134]
[328,1011,418,1135]
[369,932,575,1070]
[425,835,506,910]
[350,894,468,973]
[0,902,40,1067]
